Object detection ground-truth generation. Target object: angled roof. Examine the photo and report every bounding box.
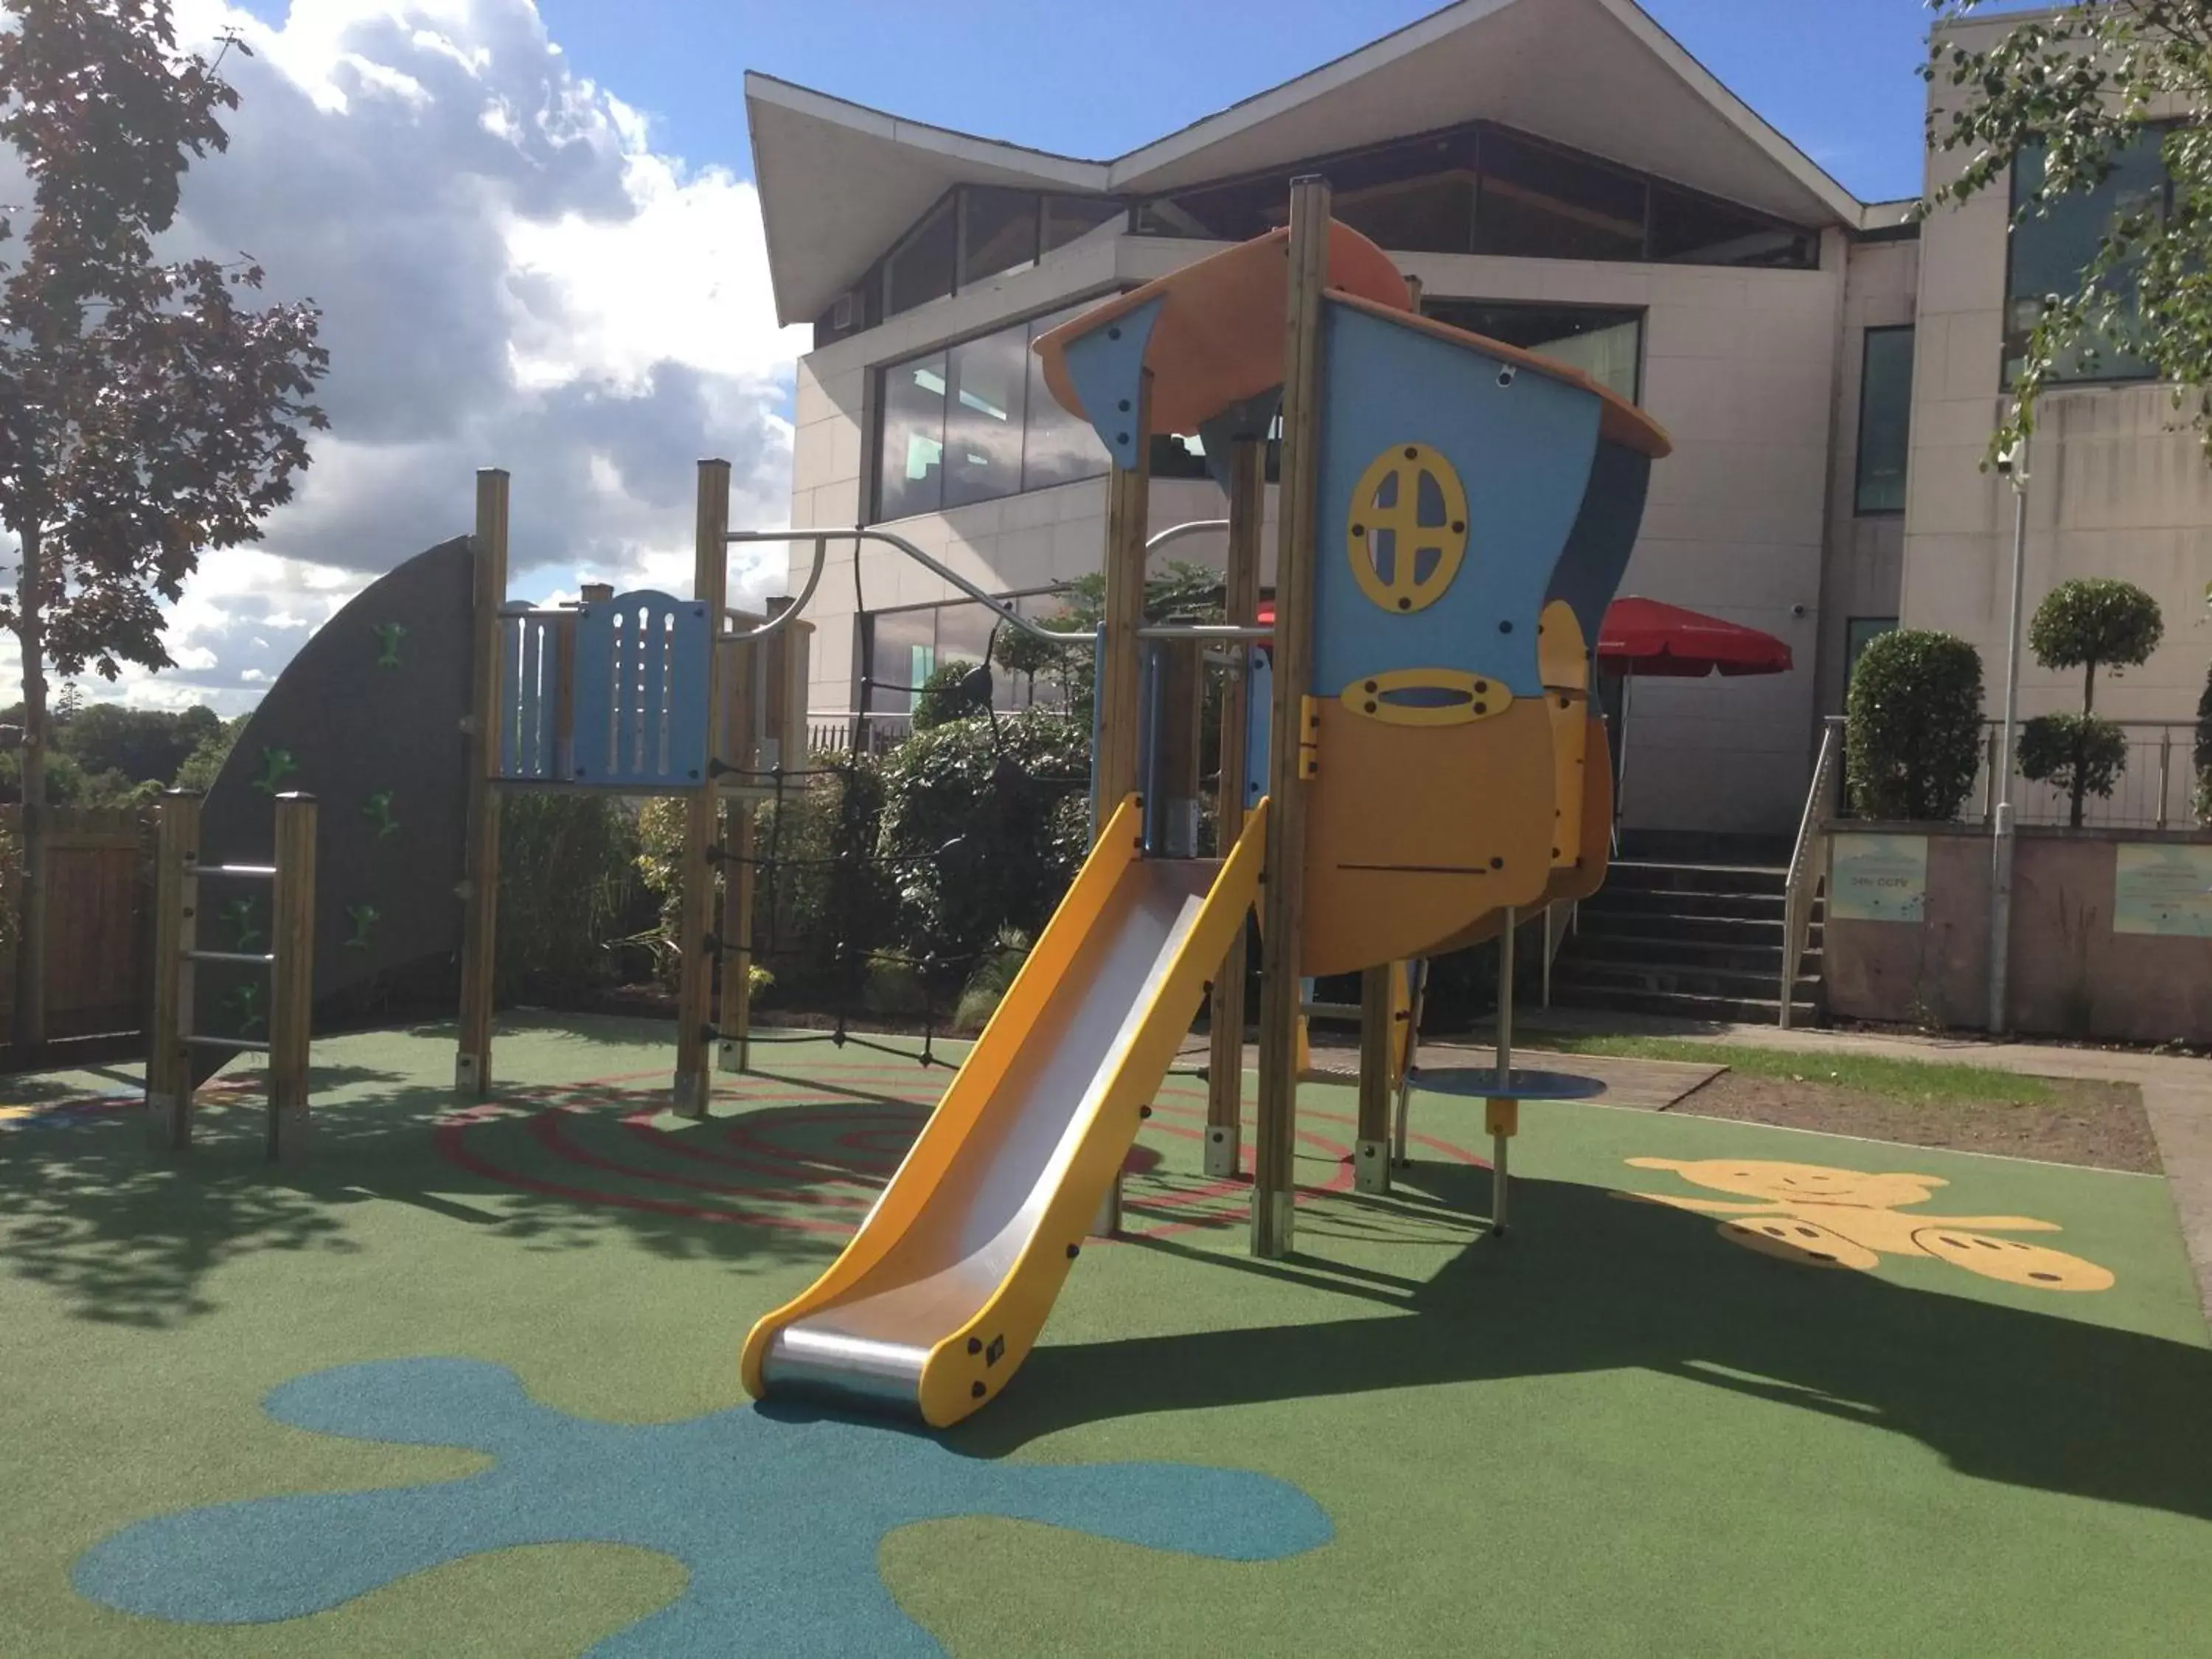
[747,0,1874,325]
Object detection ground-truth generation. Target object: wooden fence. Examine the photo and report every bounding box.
[0,805,153,1047]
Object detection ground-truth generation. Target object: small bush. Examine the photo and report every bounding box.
[911,659,992,730]
[1845,630,1986,821]
[497,793,647,1001]
[2027,578,2163,689]
[2194,661,2211,826]
[953,931,1031,1032]
[2017,712,2129,812]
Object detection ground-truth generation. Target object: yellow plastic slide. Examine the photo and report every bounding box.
[742,794,1268,1427]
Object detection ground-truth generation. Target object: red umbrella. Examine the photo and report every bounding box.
[1598,597,1793,678]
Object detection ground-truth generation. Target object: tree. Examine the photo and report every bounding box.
[0,1,328,1057]
[1926,3,2212,459]
[1845,630,1987,821]
[2194,658,2212,824]
[2017,577,2163,824]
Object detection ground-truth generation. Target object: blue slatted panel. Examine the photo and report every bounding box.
[498,611,563,780]
[571,591,711,789]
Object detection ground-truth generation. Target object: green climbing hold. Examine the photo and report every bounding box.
[374,622,407,669]
[223,897,264,954]
[364,791,400,838]
[344,902,382,951]
[253,748,299,796]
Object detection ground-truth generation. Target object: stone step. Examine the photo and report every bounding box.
[1558,932,1820,975]
[1572,913,1823,950]
[1551,960,1822,1004]
[1582,887,1791,923]
[1604,860,1792,898]
[1546,981,1820,1026]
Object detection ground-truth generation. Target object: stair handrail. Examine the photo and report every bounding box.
[1779,715,1846,1029]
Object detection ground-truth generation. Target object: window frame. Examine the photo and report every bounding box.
[1852,324,1915,518]
[1419,296,1648,404]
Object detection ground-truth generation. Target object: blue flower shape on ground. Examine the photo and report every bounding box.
[74,1357,1331,1655]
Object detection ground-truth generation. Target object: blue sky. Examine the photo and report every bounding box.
[521,0,1972,204]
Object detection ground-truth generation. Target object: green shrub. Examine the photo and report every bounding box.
[2194,661,2211,826]
[1845,630,1986,821]
[953,930,1031,1032]
[496,793,646,1000]
[751,760,900,1011]
[874,706,1091,992]
[2025,579,2163,826]
[911,659,992,730]
[2017,713,2129,813]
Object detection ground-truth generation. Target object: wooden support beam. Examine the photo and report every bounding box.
[674,458,732,1116]
[1091,370,1152,1237]
[146,789,201,1151]
[1205,437,1265,1179]
[1354,962,1393,1194]
[455,468,508,1093]
[1252,175,1332,1260]
[268,793,317,1162]
[717,616,761,1075]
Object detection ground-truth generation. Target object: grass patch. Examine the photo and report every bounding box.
[1517,1033,2058,1107]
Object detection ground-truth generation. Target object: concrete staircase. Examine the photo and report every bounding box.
[1549,860,1823,1026]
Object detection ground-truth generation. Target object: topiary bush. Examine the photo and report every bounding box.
[2195,660,2212,827]
[2017,712,2129,815]
[911,658,993,731]
[2023,578,2163,826]
[1845,630,1986,821]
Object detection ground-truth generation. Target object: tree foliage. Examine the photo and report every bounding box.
[2195,658,2212,823]
[1926,2,2212,458]
[2017,578,2162,823]
[2017,710,2132,813]
[910,658,993,731]
[1846,630,1988,821]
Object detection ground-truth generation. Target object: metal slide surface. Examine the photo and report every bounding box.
[742,796,1267,1427]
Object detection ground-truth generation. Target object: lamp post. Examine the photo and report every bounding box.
[1988,428,2029,1036]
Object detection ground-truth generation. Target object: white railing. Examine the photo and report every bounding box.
[1780,715,1846,1029]
[1965,717,2202,832]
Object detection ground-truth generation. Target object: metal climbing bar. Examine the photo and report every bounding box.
[201,863,277,880]
[182,950,278,967]
[183,1034,274,1053]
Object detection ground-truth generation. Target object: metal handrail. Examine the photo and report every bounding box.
[1779,715,1846,1029]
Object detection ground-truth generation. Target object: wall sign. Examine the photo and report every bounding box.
[2113,844,2212,938]
[1829,833,1928,922]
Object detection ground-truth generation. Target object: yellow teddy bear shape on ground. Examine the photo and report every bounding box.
[1621,1158,2115,1292]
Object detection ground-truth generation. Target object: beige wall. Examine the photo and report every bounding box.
[1907,17,2212,731]
[787,230,1851,835]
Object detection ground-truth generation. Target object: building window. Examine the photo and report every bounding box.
[960,187,1041,287]
[2005,129,2168,387]
[885,195,958,318]
[860,589,1071,720]
[874,302,1115,521]
[1043,194,1123,254]
[1421,299,1644,403]
[1846,617,1896,686]
[1854,326,1914,515]
[1133,119,1818,271]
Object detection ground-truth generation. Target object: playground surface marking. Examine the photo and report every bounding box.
[6,1014,2211,1657]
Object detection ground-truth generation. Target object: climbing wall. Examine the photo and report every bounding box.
[193,539,476,1074]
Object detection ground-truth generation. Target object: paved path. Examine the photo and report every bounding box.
[1487,1008,2212,1327]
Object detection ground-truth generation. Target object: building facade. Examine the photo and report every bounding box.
[748,0,2208,844]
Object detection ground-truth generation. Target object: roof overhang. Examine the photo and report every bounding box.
[748,0,1870,327]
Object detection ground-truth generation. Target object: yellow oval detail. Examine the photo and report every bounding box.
[1339,669,1513,728]
[1347,443,1470,615]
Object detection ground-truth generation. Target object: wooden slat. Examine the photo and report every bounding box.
[1253,177,1332,1260]
[1355,961,1393,1192]
[717,619,760,1074]
[1205,437,1266,1173]
[673,458,732,1116]
[268,793,316,1161]
[456,468,509,1093]
[1,804,152,1045]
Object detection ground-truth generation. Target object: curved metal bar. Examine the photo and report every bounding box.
[1136,622,1273,641]
[720,532,831,644]
[1144,518,1228,552]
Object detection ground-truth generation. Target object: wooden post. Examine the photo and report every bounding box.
[268,793,317,1162]
[146,789,202,1151]
[1253,175,1331,1259]
[1089,370,1152,1237]
[717,616,762,1074]
[674,458,732,1116]
[456,468,508,1093]
[1354,962,1393,1193]
[1206,436,1265,1178]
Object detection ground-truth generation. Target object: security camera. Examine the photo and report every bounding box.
[1790,604,1806,619]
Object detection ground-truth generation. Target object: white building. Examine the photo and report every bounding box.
[748,0,2208,849]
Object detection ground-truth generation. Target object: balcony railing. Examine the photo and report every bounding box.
[1964,718,2205,832]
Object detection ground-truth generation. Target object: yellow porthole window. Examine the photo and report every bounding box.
[1346,443,1469,615]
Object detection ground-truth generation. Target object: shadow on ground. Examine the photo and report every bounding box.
[961,1159,2212,1529]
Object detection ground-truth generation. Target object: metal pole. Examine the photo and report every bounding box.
[1492,905,1515,1234]
[1988,432,2029,1036]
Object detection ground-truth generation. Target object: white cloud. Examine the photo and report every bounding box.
[3,0,806,716]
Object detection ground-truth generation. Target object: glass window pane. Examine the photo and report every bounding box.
[1854,327,1914,515]
[943,322,1029,510]
[1846,618,1896,684]
[1422,300,1644,403]
[1476,133,1647,261]
[1022,303,1110,491]
[935,599,996,668]
[886,198,957,316]
[1148,432,1210,479]
[866,608,936,713]
[877,351,947,521]
[961,187,1040,285]
[1043,195,1123,253]
[1649,183,1815,268]
[2007,131,2164,383]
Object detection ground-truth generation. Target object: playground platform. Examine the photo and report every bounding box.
[5,1014,2211,1656]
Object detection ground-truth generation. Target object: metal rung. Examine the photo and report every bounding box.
[183,1034,271,1053]
[183,949,276,967]
[197,863,277,880]
[1299,1000,1360,1019]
